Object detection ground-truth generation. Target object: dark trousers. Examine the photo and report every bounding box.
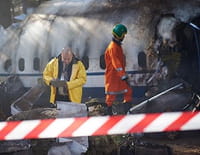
[56,94,70,102]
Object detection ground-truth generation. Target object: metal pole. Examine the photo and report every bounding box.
[129,83,183,112]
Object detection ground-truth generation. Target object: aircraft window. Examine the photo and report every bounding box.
[138,51,147,69]
[33,57,40,71]
[18,58,25,71]
[100,54,106,69]
[4,59,12,72]
[81,56,89,70]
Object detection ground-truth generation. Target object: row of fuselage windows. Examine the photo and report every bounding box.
[4,55,106,72]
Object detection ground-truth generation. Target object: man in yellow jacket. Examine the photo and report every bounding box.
[43,47,87,106]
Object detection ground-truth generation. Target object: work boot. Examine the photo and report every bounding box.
[123,102,132,114]
[112,104,120,115]
[106,106,113,115]
[112,103,125,115]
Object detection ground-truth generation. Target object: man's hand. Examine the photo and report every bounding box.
[50,79,66,87]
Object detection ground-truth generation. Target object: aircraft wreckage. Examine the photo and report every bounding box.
[0,0,200,154]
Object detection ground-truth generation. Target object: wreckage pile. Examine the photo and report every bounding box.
[0,76,200,154]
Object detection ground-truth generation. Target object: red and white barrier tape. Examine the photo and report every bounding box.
[0,111,200,140]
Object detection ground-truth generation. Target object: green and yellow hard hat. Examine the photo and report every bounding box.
[112,24,127,39]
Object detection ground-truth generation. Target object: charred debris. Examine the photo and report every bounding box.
[0,0,200,155]
[0,19,200,154]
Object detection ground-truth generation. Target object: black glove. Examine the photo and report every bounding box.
[122,75,128,81]
[126,78,131,86]
[50,79,66,87]
[122,75,131,86]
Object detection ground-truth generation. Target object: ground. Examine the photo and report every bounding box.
[140,131,200,155]
[85,131,200,155]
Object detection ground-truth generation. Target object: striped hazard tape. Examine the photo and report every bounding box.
[0,111,200,140]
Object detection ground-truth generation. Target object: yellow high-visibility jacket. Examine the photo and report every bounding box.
[43,57,87,104]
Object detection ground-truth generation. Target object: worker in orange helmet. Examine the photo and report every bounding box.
[104,24,133,115]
